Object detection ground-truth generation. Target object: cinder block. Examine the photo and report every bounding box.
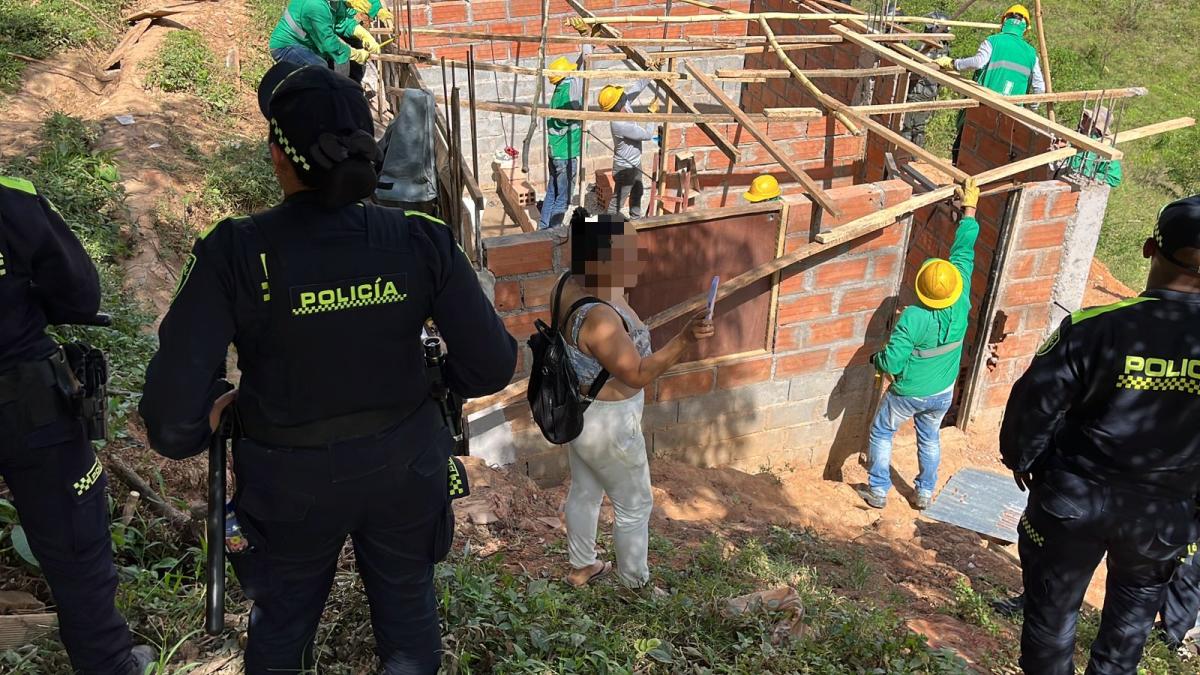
[788,370,844,402]
[676,381,790,423]
[642,400,679,431]
[661,429,790,469]
[654,412,769,453]
[765,397,829,431]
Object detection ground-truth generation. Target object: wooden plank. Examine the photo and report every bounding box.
[416,59,685,81]
[844,87,1150,116]
[121,2,204,21]
[755,17,860,135]
[97,19,152,72]
[595,43,825,61]
[0,613,57,651]
[563,0,740,163]
[1032,0,1055,123]
[716,65,905,80]
[686,63,844,219]
[854,113,969,182]
[634,202,781,230]
[1113,117,1196,144]
[496,170,535,233]
[844,99,980,115]
[646,146,1079,328]
[406,27,737,48]
[830,25,1122,160]
[578,12,1001,30]
[428,93,822,123]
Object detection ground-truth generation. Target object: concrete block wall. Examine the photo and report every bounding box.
[401,0,752,189]
[473,178,914,484]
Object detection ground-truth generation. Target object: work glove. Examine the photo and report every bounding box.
[347,0,372,13]
[567,17,592,35]
[647,99,661,114]
[349,47,372,64]
[377,6,394,28]
[956,177,979,210]
[354,25,381,54]
[934,56,955,71]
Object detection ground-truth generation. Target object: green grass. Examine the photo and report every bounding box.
[1,114,158,434]
[144,30,238,115]
[903,0,1200,288]
[247,0,287,35]
[199,140,281,219]
[0,0,122,92]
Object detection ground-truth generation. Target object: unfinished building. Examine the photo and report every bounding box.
[370,0,1193,483]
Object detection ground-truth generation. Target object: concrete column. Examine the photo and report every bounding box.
[1049,180,1112,327]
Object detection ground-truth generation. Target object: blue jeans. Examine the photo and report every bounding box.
[271,45,328,67]
[538,157,577,230]
[867,387,954,497]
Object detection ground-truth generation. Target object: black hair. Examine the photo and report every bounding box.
[570,208,627,275]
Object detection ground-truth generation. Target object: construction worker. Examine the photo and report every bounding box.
[269,0,382,77]
[1001,195,1200,674]
[861,178,980,511]
[936,4,1045,161]
[900,12,951,148]
[139,63,517,674]
[599,80,659,219]
[743,174,782,204]
[539,17,595,230]
[1052,106,1123,188]
[0,177,155,674]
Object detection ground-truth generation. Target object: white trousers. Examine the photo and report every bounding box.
[565,391,654,587]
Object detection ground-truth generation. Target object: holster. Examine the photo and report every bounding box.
[0,350,80,435]
[59,342,109,442]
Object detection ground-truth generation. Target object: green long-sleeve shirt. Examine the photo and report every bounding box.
[875,216,979,397]
[1067,152,1123,188]
[269,0,359,65]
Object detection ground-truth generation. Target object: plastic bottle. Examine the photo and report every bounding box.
[224,503,249,553]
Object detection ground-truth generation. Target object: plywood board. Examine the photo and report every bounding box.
[628,210,784,362]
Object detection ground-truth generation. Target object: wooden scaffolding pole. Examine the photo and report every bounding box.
[756,17,860,134]
[426,94,822,122]
[831,25,1122,160]
[577,12,1000,30]
[1032,0,1055,123]
[416,59,687,80]
[715,65,906,80]
[685,63,843,218]
[563,0,739,162]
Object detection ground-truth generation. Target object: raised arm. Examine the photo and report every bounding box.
[580,307,710,390]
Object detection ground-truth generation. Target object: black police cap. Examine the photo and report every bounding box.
[1154,195,1200,273]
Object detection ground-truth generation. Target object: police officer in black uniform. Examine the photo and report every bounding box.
[138,63,517,674]
[1001,194,1200,674]
[0,177,154,674]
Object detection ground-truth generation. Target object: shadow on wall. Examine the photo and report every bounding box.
[823,300,898,483]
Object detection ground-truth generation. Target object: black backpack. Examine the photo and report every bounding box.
[527,273,626,444]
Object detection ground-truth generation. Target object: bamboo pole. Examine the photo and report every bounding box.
[577,12,1000,30]
[425,93,822,122]
[685,63,843,218]
[521,0,551,174]
[415,59,686,80]
[756,17,860,134]
[831,25,1122,160]
[716,65,905,80]
[1032,0,1055,123]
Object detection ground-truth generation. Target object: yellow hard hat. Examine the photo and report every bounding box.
[1003,4,1031,24]
[547,57,576,85]
[743,174,782,203]
[915,258,963,309]
[598,85,624,111]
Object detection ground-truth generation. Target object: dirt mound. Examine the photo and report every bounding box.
[1084,257,1136,306]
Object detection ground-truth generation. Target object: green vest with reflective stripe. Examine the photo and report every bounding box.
[547,81,582,160]
[976,21,1037,96]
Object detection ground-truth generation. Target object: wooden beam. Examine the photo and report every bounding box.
[756,17,860,135]
[830,25,1122,160]
[415,58,685,80]
[1113,117,1196,144]
[496,170,536,233]
[843,87,1149,116]
[633,202,782,230]
[855,114,969,182]
[563,0,740,163]
[716,66,905,80]
[1032,0,1055,123]
[589,42,827,62]
[686,63,843,219]
[405,27,738,48]
[846,99,981,115]
[428,93,823,123]
[578,12,1001,30]
[646,146,1080,329]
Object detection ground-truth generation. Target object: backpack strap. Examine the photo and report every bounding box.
[560,295,631,402]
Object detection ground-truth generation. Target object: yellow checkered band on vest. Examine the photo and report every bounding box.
[1020,513,1044,547]
[1116,374,1200,395]
[73,458,103,496]
[292,291,407,316]
[1118,355,1200,396]
[448,457,465,498]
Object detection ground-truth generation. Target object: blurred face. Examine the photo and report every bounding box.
[584,220,646,290]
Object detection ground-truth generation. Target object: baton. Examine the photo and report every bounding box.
[205,410,231,636]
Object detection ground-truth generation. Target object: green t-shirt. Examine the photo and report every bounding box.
[875,217,979,397]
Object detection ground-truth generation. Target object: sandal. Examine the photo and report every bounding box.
[566,561,612,588]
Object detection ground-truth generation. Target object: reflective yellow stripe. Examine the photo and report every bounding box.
[405,209,447,226]
[1070,297,1155,324]
[0,176,37,195]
